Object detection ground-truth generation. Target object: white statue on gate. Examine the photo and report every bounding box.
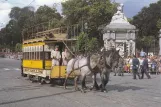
[111,3,129,24]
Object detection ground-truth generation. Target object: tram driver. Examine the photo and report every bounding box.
[51,45,61,67]
[62,47,71,65]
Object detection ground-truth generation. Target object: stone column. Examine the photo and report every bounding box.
[159,29,161,55]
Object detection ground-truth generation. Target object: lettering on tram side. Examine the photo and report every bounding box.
[24,68,43,73]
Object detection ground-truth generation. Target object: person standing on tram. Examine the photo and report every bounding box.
[62,47,71,66]
[51,45,61,68]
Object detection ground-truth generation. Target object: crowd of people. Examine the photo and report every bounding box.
[117,54,161,79]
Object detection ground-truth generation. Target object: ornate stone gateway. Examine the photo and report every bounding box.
[103,4,137,57]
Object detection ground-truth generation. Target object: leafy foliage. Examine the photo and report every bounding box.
[76,32,98,54]
[132,0,161,51]
[62,0,115,36]
[157,19,161,29]
[15,43,22,52]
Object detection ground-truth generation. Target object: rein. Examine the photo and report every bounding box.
[62,40,76,57]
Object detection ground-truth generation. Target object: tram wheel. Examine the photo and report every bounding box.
[40,78,46,85]
[22,74,27,77]
[59,79,65,86]
[50,79,55,86]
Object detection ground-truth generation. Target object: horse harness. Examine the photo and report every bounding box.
[71,56,96,72]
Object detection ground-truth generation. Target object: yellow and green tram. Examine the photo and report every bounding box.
[21,27,76,84]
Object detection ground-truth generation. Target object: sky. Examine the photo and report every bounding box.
[0,0,159,29]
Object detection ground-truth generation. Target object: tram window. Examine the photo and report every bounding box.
[29,52,31,60]
[23,53,25,59]
[37,52,40,60]
[24,53,26,59]
[35,52,36,60]
[45,52,51,60]
[27,52,29,59]
[32,52,34,60]
[29,52,30,60]
[40,52,44,60]
[39,52,40,60]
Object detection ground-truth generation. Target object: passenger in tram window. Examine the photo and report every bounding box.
[62,47,71,66]
[51,45,61,67]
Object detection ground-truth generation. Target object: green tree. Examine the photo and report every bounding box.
[62,0,115,37]
[132,0,161,51]
[157,19,161,29]
[76,32,99,54]
[15,43,22,52]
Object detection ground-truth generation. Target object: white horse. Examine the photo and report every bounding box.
[64,53,101,92]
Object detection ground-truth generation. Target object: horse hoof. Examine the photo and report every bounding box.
[75,88,80,91]
[80,89,86,93]
[104,90,107,93]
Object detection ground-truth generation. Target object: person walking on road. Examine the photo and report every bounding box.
[132,55,141,79]
[141,56,151,79]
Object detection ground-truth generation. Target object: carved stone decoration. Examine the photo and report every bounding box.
[103,3,136,57]
[116,42,124,57]
[111,4,129,24]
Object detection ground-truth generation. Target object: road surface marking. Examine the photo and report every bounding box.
[3,68,10,70]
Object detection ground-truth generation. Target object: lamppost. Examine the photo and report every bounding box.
[153,39,155,55]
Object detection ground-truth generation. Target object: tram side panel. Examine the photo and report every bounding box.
[22,43,51,79]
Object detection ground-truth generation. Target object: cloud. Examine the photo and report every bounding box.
[0,0,65,29]
[115,0,129,3]
[0,2,12,28]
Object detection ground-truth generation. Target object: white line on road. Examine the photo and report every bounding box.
[3,68,10,70]
[3,68,20,71]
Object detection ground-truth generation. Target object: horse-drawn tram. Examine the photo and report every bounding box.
[21,26,77,84]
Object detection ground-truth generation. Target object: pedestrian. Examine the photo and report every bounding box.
[51,45,61,67]
[132,55,141,79]
[141,56,151,79]
[139,57,143,74]
[151,59,157,73]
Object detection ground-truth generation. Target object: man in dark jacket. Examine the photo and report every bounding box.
[132,55,141,79]
[141,56,151,79]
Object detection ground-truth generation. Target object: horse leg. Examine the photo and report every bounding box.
[100,69,109,92]
[80,75,86,93]
[114,68,116,76]
[100,74,105,92]
[91,73,99,90]
[64,74,69,89]
[82,76,88,90]
[122,68,124,76]
[74,76,80,91]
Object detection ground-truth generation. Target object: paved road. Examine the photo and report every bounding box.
[0,58,161,107]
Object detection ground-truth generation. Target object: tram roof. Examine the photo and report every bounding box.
[23,37,77,44]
